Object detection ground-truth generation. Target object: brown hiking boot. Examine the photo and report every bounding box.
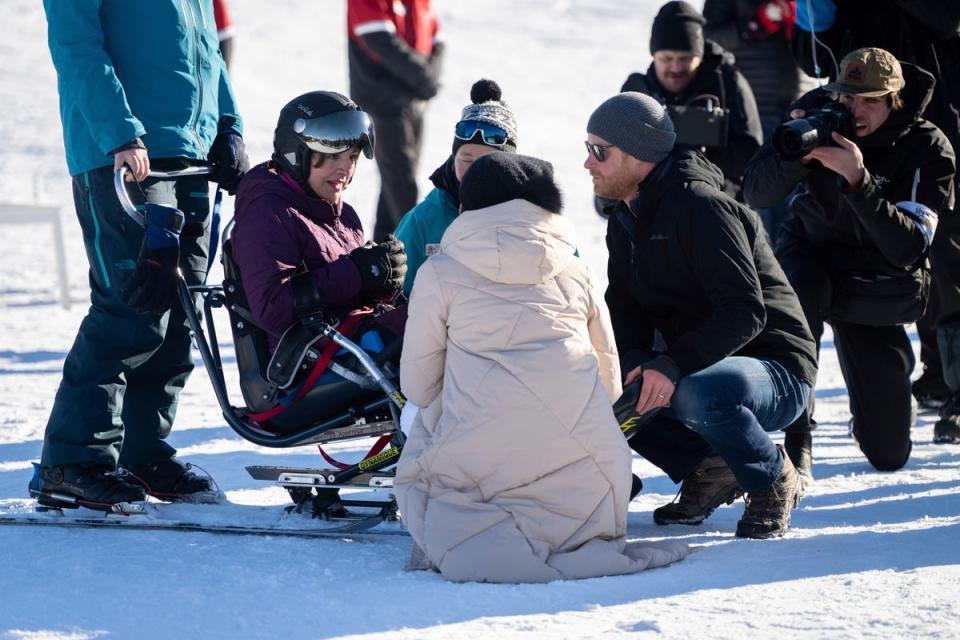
[735,444,802,539]
[653,455,744,525]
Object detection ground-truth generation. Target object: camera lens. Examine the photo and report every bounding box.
[772,120,821,161]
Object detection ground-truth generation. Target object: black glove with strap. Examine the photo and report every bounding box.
[122,203,184,315]
[207,128,249,195]
[349,236,407,302]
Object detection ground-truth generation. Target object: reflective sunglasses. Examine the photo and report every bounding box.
[455,120,509,146]
[294,110,376,159]
[585,141,615,162]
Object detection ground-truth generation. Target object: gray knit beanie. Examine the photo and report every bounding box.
[587,92,676,163]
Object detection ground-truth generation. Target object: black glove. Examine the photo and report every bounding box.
[122,203,184,314]
[207,130,249,195]
[349,236,407,301]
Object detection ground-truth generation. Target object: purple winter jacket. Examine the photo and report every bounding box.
[231,162,365,341]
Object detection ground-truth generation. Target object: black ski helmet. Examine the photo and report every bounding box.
[272,91,375,183]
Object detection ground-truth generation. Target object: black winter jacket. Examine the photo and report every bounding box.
[621,39,763,197]
[744,63,955,281]
[605,148,818,387]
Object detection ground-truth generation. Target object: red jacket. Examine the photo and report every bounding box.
[212,0,233,40]
[347,0,443,113]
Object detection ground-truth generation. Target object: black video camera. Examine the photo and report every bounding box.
[772,101,855,161]
[667,103,729,148]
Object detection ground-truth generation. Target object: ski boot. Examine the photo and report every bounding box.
[124,457,224,504]
[29,462,146,513]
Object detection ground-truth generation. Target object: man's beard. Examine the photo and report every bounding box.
[593,170,637,202]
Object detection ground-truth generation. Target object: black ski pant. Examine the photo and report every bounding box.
[777,238,914,471]
[41,165,211,468]
[931,210,960,393]
[371,102,425,242]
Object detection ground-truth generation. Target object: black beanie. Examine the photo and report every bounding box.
[452,79,519,155]
[459,152,562,214]
[650,1,706,56]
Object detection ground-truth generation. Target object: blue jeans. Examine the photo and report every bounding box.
[628,356,811,492]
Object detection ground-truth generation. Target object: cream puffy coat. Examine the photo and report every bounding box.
[396,200,688,583]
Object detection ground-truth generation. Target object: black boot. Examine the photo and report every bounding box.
[124,457,223,504]
[653,455,743,525]
[32,463,146,510]
[630,473,643,501]
[735,445,802,539]
[934,393,960,444]
[784,429,813,488]
[912,366,951,410]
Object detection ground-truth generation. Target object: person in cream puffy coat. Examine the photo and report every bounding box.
[395,153,689,583]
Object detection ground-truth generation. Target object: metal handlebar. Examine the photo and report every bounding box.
[114,165,212,227]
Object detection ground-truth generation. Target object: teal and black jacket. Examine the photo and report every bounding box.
[395,157,461,296]
[44,0,242,176]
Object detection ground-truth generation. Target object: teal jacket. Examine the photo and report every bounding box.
[44,0,242,176]
[395,187,459,296]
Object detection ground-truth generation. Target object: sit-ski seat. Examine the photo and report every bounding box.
[221,240,400,435]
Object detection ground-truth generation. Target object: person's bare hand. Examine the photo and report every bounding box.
[803,131,865,186]
[114,147,150,182]
[634,368,676,414]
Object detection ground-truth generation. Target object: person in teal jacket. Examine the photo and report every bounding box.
[395,79,519,296]
[34,0,249,511]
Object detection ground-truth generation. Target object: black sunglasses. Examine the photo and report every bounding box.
[585,140,615,162]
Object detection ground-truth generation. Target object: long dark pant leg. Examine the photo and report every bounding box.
[119,175,211,464]
[41,168,210,467]
[834,322,914,470]
[932,211,960,392]
[371,103,425,242]
[776,239,832,435]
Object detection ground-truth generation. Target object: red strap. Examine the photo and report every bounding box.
[317,434,394,471]
[247,313,366,423]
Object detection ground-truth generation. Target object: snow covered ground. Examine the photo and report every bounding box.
[1,1,958,638]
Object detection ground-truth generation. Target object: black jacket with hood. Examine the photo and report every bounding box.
[621,39,763,197]
[744,63,955,290]
[605,147,818,387]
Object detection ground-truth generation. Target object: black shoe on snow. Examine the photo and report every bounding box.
[31,463,146,511]
[784,429,813,492]
[934,396,960,444]
[630,474,643,501]
[912,368,951,410]
[735,445,802,540]
[653,455,743,526]
[124,457,223,504]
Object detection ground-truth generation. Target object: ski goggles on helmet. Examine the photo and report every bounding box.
[454,120,509,147]
[294,110,375,159]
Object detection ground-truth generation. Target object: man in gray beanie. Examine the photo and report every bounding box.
[587,92,818,539]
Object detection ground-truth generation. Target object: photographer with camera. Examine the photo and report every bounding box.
[620,1,763,200]
[744,47,956,474]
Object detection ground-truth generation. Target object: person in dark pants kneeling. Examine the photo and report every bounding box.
[745,48,955,471]
[587,92,818,539]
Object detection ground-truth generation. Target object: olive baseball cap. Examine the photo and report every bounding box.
[823,47,904,97]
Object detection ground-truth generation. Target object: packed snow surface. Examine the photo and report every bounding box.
[0,1,957,639]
